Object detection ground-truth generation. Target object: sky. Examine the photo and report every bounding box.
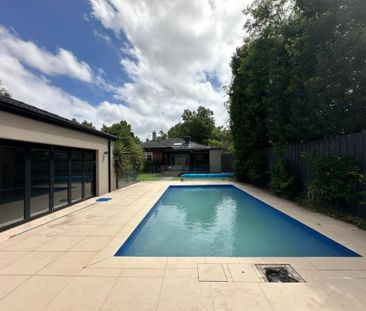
[0,0,249,139]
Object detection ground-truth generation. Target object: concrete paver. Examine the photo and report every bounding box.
[0,180,365,310]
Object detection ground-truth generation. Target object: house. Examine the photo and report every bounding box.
[0,95,118,231]
[142,131,222,175]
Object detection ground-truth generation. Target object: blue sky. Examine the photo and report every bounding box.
[0,0,246,138]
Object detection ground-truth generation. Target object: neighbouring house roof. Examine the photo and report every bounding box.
[142,137,219,151]
[141,140,171,149]
[0,95,117,140]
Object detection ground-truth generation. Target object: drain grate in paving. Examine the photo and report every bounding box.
[255,264,305,283]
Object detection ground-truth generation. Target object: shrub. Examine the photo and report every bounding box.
[234,150,268,185]
[269,159,298,198]
[268,145,298,198]
[303,154,364,208]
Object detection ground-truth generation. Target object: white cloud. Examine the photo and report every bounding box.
[0,48,168,136]
[0,26,93,82]
[90,0,249,138]
[0,1,249,139]
[93,29,112,44]
[0,42,170,136]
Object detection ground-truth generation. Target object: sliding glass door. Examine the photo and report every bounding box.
[0,140,97,231]
[71,150,82,203]
[84,151,96,199]
[30,148,50,216]
[54,149,69,209]
[0,145,25,228]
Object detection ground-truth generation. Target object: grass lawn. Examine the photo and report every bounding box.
[137,173,234,182]
[137,173,178,181]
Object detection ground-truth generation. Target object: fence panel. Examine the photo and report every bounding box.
[221,153,234,172]
[266,131,366,217]
[117,167,138,189]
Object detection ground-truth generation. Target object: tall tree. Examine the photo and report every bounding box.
[167,106,215,144]
[228,45,269,183]
[102,121,140,144]
[167,123,186,139]
[228,0,366,182]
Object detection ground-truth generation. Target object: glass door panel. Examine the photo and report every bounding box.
[0,145,25,228]
[84,151,95,199]
[54,149,69,209]
[71,150,82,202]
[30,148,50,216]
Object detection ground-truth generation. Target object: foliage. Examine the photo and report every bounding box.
[228,0,366,184]
[269,147,298,198]
[156,130,168,141]
[113,140,131,170]
[102,121,140,144]
[81,120,95,129]
[228,45,269,184]
[71,118,95,129]
[0,80,11,97]
[207,127,234,154]
[102,121,144,173]
[303,154,365,208]
[163,107,233,153]
[167,122,185,139]
[113,140,144,173]
[167,106,215,144]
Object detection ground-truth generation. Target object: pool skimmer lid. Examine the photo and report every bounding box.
[255,264,305,283]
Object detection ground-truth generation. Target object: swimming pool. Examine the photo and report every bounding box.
[115,185,360,257]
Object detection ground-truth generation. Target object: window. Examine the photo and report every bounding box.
[144,152,153,161]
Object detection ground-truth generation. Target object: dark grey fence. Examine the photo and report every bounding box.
[266,131,366,217]
[221,153,234,172]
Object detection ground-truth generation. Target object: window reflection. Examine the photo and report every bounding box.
[0,145,25,228]
[71,150,82,202]
[30,148,50,216]
[54,149,69,209]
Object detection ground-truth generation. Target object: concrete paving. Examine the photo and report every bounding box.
[0,180,365,310]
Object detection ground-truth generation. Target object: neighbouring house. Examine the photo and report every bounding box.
[142,131,222,175]
[0,95,118,231]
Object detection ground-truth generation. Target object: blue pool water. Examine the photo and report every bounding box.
[115,185,360,257]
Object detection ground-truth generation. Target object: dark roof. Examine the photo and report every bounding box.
[141,140,170,149]
[142,137,218,151]
[0,95,117,140]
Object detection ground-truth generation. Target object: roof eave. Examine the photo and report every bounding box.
[0,96,118,140]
